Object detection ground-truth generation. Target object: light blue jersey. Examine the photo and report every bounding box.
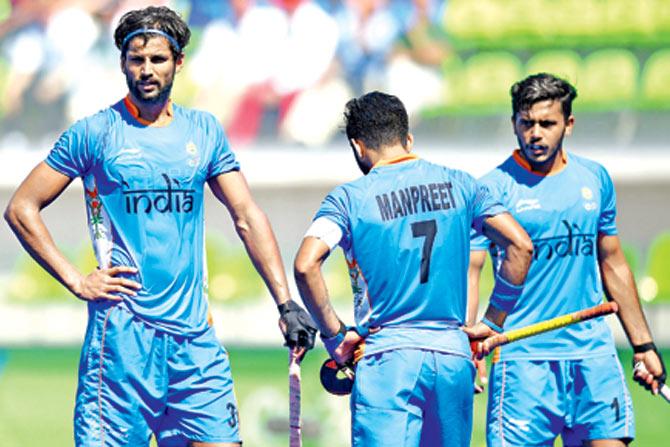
[315,154,506,357]
[46,97,239,336]
[472,150,618,361]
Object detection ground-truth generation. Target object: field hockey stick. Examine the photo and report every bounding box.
[633,361,670,403]
[289,348,302,447]
[479,301,619,354]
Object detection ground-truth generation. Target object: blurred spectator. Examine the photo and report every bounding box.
[333,0,401,94]
[385,0,452,117]
[203,0,342,147]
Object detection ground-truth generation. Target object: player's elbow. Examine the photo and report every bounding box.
[510,235,534,269]
[293,252,319,286]
[4,199,27,232]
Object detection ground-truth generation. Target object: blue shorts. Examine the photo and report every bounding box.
[74,301,240,446]
[351,348,474,447]
[487,355,634,446]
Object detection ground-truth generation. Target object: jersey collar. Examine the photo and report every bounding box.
[123,95,174,127]
[372,153,419,169]
[512,149,568,176]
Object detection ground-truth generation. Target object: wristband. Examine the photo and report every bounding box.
[633,342,657,354]
[321,321,347,358]
[489,275,523,314]
[481,316,504,333]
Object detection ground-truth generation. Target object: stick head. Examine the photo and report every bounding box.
[319,359,355,395]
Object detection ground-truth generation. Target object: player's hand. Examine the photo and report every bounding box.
[74,266,141,302]
[331,330,364,366]
[633,344,666,395]
[278,300,318,352]
[462,322,499,360]
[470,341,489,394]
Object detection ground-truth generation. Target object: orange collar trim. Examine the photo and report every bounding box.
[373,153,419,168]
[512,149,568,176]
[123,95,173,127]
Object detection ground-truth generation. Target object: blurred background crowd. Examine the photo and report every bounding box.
[0,0,668,152]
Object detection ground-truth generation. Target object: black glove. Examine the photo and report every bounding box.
[632,342,667,391]
[278,300,317,350]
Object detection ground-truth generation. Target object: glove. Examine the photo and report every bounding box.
[278,300,317,350]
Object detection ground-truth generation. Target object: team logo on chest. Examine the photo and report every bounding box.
[186,141,200,167]
[581,186,597,211]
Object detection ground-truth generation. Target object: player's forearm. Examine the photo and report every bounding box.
[482,213,533,285]
[5,202,83,295]
[498,241,532,286]
[294,262,340,337]
[601,259,654,346]
[235,209,290,306]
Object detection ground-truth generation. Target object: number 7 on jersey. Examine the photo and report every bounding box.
[411,219,437,283]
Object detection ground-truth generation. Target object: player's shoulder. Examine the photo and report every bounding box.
[568,152,613,184]
[66,102,120,138]
[478,154,516,186]
[174,104,221,128]
[568,152,608,174]
[417,158,478,184]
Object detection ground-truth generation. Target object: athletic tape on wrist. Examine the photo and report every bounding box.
[481,316,504,333]
[321,321,346,358]
[489,275,523,313]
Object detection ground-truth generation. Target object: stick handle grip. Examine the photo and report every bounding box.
[289,349,302,447]
[634,361,670,404]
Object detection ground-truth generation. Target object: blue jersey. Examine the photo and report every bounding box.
[471,150,618,361]
[46,97,239,336]
[315,154,505,356]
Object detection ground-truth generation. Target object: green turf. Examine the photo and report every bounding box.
[0,347,667,446]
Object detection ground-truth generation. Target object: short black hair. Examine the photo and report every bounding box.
[511,73,577,120]
[344,91,409,150]
[114,6,191,59]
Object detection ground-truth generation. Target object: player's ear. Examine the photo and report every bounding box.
[564,115,575,136]
[175,52,185,73]
[350,139,365,159]
[405,133,414,151]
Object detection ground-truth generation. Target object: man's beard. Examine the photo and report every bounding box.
[351,145,370,175]
[126,73,174,105]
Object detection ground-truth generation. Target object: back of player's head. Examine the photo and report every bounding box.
[344,91,409,150]
[114,6,191,60]
[511,73,577,120]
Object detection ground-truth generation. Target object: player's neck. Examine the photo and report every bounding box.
[125,94,174,127]
[371,145,412,166]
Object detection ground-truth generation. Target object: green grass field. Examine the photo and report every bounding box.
[0,347,667,446]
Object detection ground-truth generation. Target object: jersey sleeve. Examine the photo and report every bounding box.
[471,180,507,234]
[45,119,94,178]
[207,117,240,179]
[469,174,506,250]
[313,185,352,251]
[597,165,618,235]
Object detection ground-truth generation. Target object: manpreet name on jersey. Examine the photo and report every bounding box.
[375,181,456,221]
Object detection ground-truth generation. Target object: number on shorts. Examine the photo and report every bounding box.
[610,397,620,422]
[411,220,437,284]
[227,402,238,427]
